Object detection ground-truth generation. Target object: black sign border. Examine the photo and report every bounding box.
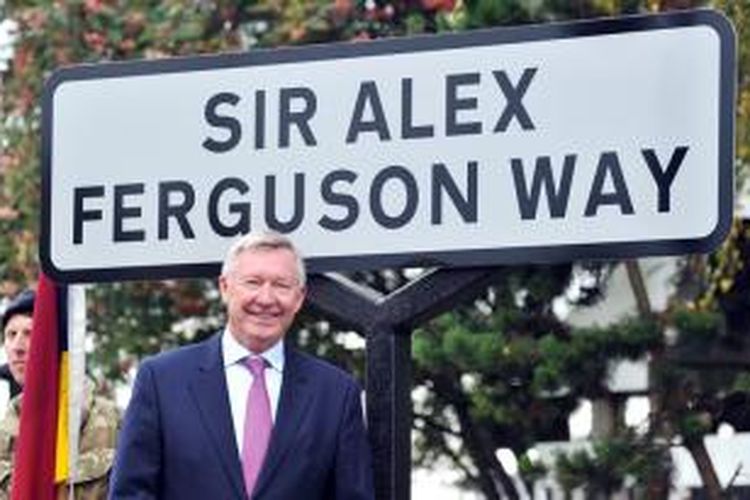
[41,9,736,283]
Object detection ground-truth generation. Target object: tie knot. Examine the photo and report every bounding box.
[245,356,266,377]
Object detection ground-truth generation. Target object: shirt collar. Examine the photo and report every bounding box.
[221,328,285,373]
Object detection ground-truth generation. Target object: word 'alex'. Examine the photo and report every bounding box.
[201,68,538,153]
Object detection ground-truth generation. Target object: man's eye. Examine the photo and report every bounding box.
[242,278,263,290]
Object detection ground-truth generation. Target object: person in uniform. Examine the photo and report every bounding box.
[0,289,120,499]
[0,364,21,401]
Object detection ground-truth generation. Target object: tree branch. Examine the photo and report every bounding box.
[413,411,461,437]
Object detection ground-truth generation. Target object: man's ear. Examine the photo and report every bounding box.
[218,275,229,303]
[294,286,307,312]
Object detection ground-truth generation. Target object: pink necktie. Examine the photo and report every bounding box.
[242,357,272,498]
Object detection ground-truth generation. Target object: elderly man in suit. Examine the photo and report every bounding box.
[109,232,375,499]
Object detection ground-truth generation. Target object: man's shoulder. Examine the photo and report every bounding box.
[89,392,121,426]
[137,333,220,381]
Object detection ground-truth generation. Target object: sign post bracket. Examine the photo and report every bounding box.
[307,267,505,499]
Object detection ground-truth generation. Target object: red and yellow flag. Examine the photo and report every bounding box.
[11,273,69,500]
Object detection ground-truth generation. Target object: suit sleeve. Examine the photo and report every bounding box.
[334,380,375,500]
[108,361,162,500]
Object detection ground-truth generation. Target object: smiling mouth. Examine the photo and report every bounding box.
[249,310,280,319]
[252,315,279,324]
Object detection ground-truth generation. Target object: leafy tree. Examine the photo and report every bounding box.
[410,260,670,498]
[0,1,247,291]
[554,429,670,498]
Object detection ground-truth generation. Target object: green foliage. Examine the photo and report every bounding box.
[677,413,713,444]
[412,263,661,494]
[555,431,670,496]
[517,451,547,482]
[87,279,223,381]
[292,311,367,381]
[731,372,750,392]
[673,308,721,337]
[461,0,530,27]
[672,307,723,348]
[413,314,506,373]
[533,318,660,395]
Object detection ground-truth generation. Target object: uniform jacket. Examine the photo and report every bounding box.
[0,381,120,500]
[109,333,374,499]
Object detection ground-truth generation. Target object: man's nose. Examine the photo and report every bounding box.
[10,336,27,352]
[255,283,275,302]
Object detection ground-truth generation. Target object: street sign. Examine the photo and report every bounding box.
[41,9,735,283]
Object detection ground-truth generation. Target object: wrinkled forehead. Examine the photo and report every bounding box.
[3,313,33,336]
[226,246,305,283]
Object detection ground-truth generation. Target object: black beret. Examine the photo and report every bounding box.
[2,290,35,330]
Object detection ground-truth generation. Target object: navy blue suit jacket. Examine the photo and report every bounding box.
[109,333,375,499]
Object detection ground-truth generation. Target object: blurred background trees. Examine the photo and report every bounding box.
[1,0,750,498]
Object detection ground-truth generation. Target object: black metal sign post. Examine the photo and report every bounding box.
[307,268,505,499]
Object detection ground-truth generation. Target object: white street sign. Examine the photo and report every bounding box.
[41,10,735,283]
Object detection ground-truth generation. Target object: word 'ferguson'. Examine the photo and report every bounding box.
[71,146,687,245]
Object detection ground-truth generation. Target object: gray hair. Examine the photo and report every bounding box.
[221,231,307,286]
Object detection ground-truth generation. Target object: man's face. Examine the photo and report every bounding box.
[3,314,32,386]
[219,248,305,353]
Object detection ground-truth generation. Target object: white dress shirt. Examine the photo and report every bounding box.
[222,329,285,455]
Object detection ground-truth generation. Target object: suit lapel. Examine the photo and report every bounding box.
[252,345,314,497]
[188,334,246,500]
